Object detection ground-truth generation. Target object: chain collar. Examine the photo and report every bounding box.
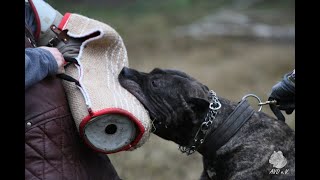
[179,90,221,155]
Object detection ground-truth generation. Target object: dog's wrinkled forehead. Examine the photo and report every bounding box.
[148,68,209,98]
[150,68,195,80]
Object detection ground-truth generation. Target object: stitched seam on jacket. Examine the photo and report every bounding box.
[42,125,45,180]
[25,104,69,122]
[26,123,81,180]
[25,167,42,180]
[25,113,71,133]
[41,118,85,180]
[25,140,70,179]
[37,123,77,170]
[61,119,64,178]
[26,119,74,164]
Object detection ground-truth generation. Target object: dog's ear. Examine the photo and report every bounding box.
[187,97,210,124]
[188,97,209,108]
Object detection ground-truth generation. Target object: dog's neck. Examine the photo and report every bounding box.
[207,96,237,131]
[196,96,238,158]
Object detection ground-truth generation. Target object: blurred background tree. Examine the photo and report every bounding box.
[46,0,295,179]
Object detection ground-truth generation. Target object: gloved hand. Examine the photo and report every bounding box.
[54,36,83,85]
[55,36,83,58]
[268,70,295,115]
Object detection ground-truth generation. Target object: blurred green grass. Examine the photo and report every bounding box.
[45,1,295,179]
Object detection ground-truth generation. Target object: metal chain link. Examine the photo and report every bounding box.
[179,90,221,155]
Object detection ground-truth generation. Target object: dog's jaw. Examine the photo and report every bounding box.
[118,67,231,146]
[118,73,157,120]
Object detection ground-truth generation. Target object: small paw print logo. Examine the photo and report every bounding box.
[269,151,287,169]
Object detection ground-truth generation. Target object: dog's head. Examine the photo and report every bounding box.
[119,67,211,146]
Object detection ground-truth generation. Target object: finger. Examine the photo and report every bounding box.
[57,67,65,74]
[269,103,285,121]
[278,102,295,110]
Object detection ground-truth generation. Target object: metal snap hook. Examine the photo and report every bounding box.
[209,102,221,110]
[242,94,263,112]
[258,100,277,106]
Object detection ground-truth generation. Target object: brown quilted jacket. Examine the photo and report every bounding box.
[25,23,121,180]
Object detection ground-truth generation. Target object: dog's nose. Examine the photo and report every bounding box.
[119,67,142,82]
[120,67,138,79]
[120,67,131,77]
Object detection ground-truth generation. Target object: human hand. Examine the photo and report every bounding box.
[268,71,295,114]
[39,46,66,74]
[55,37,83,58]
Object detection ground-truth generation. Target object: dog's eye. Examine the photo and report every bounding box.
[151,80,158,88]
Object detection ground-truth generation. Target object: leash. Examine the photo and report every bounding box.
[258,97,286,122]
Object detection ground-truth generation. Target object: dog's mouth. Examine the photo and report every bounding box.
[118,67,156,120]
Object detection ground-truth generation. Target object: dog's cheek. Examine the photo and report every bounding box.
[155,130,173,141]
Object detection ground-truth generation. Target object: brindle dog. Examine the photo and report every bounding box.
[118,67,295,180]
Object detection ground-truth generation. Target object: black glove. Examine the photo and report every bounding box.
[268,70,295,120]
[50,30,84,85]
[47,26,83,59]
[55,36,83,58]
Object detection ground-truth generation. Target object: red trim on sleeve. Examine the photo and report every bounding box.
[28,0,41,40]
[79,108,146,154]
[58,13,71,30]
